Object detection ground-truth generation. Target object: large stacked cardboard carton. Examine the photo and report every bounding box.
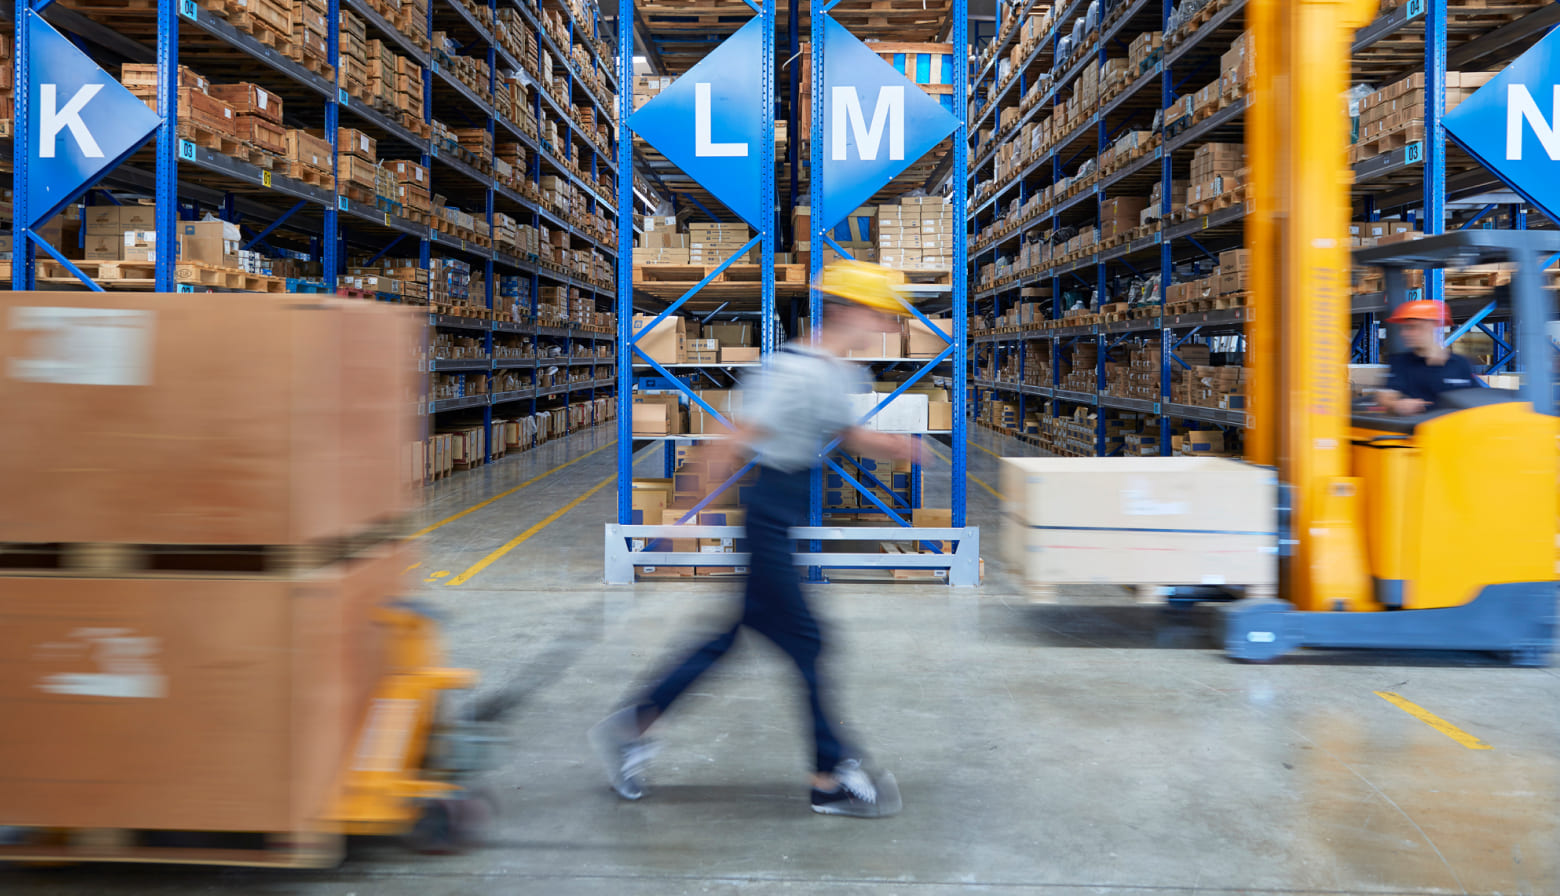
[0,292,420,838]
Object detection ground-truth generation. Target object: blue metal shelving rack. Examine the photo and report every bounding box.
[963,0,1556,454]
[11,0,623,467]
[605,0,980,585]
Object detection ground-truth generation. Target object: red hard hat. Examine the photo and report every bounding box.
[1386,299,1451,325]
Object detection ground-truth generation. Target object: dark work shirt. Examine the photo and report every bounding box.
[1386,351,1480,404]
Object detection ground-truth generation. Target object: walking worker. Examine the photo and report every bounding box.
[1377,299,1481,416]
[591,259,917,819]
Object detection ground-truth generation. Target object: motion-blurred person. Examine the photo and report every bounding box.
[591,260,915,818]
[1377,299,1480,416]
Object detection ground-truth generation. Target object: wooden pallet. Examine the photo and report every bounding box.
[175,262,288,293]
[178,121,273,169]
[284,161,336,190]
[1354,123,1426,159]
[0,525,407,578]
[0,826,342,869]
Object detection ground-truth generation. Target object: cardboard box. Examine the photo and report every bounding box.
[0,293,419,545]
[871,391,929,433]
[905,317,953,358]
[630,478,672,524]
[927,400,953,431]
[631,394,681,436]
[847,332,904,359]
[82,232,123,261]
[0,551,410,833]
[631,314,686,365]
[177,219,242,267]
[1000,457,1277,589]
[706,321,753,347]
[720,346,760,364]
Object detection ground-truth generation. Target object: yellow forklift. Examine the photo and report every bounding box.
[1222,0,1559,664]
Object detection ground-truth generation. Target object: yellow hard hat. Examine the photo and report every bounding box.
[817,259,909,316]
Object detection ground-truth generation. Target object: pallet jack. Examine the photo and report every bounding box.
[1222,0,1558,664]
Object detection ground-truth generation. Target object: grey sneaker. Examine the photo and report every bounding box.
[810,758,902,818]
[589,707,658,800]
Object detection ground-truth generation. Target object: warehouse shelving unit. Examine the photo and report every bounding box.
[8,0,622,476]
[965,0,1558,458]
[607,0,978,585]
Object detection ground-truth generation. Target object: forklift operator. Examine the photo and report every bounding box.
[1376,299,1480,416]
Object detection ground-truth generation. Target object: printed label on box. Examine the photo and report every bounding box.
[7,306,156,386]
[36,627,166,699]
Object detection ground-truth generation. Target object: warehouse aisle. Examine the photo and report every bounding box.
[6,427,1559,896]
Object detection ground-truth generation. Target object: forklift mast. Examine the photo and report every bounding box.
[1246,0,1380,612]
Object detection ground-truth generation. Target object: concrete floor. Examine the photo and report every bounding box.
[6,426,1560,895]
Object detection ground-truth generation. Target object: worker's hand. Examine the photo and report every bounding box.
[1391,397,1430,416]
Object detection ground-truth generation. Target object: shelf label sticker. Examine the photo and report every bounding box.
[7,306,155,386]
[1404,141,1423,164]
[338,87,349,104]
[338,196,349,210]
[384,212,391,226]
[179,138,196,161]
[177,283,194,292]
[179,0,198,20]
[1406,0,1425,18]
[261,170,271,187]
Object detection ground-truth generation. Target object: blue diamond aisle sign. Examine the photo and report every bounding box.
[1445,26,1560,223]
[819,17,959,228]
[24,12,162,229]
[629,19,765,228]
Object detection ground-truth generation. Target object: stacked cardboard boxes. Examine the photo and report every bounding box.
[688,223,755,266]
[878,198,955,272]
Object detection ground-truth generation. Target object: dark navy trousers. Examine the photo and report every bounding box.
[640,465,848,773]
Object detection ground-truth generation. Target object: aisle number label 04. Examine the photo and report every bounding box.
[179,0,197,20]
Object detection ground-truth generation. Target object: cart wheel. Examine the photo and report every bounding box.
[404,792,492,855]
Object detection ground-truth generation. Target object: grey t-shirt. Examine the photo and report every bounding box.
[739,344,872,472]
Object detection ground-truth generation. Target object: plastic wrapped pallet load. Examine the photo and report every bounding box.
[999,457,1279,601]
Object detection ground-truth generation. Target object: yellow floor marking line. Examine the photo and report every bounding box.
[402,561,423,574]
[1375,691,1493,750]
[923,441,1004,501]
[969,438,1005,461]
[406,440,615,539]
[424,570,450,582]
[446,474,615,587]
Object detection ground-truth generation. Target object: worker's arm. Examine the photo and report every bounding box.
[842,426,919,463]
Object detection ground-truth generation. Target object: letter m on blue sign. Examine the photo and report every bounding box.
[1444,27,1560,225]
[819,18,958,228]
[24,13,161,228]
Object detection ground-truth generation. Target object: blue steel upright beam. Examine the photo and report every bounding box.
[155,0,179,291]
[323,0,340,288]
[1424,0,1446,306]
[760,0,776,357]
[952,0,969,528]
[12,4,33,290]
[808,4,825,557]
[616,0,635,525]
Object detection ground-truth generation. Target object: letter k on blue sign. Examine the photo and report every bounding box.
[24,13,162,228]
[629,19,765,228]
[819,17,958,228]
